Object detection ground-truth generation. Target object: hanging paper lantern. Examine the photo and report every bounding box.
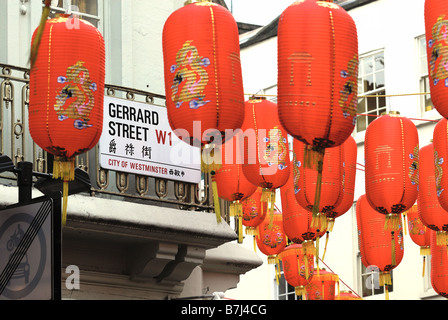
[214,133,257,242]
[305,268,339,300]
[29,14,105,225]
[356,194,404,299]
[277,0,358,151]
[430,229,448,298]
[364,112,419,231]
[241,96,291,219]
[278,244,314,299]
[406,203,431,277]
[256,210,287,264]
[293,138,344,230]
[418,142,448,246]
[280,161,326,271]
[424,0,448,118]
[241,187,267,236]
[162,0,244,151]
[433,118,448,233]
[325,135,357,231]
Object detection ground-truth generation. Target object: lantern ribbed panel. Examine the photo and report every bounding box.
[214,133,257,202]
[278,244,314,296]
[293,139,344,213]
[241,97,290,190]
[280,167,324,244]
[305,269,339,300]
[364,114,419,221]
[162,2,244,146]
[326,135,357,220]
[425,0,448,118]
[406,204,431,250]
[277,0,358,150]
[356,195,404,272]
[256,210,287,260]
[241,187,267,232]
[29,16,105,159]
[418,143,448,233]
[433,118,448,214]
[430,229,448,298]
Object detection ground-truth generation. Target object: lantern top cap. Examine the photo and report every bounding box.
[381,110,400,117]
[184,0,212,5]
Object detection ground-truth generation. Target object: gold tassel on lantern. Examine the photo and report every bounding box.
[201,143,222,174]
[210,173,222,223]
[420,246,430,277]
[322,231,330,261]
[384,213,400,231]
[391,231,396,267]
[30,0,51,68]
[53,157,75,226]
[305,147,326,230]
[230,201,243,243]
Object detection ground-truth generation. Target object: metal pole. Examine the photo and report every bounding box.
[17,161,33,203]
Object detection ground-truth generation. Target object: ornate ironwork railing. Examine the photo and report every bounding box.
[0,63,228,220]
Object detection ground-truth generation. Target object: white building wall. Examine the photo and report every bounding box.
[229,0,444,300]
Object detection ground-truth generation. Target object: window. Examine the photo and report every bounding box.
[417,35,434,113]
[45,0,100,28]
[356,51,386,132]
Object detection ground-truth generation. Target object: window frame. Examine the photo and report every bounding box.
[416,34,435,117]
[355,49,387,134]
[45,0,103,31]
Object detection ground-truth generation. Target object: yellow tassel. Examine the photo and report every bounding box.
[295,285,306,299]
[310,151,325,229]
[322,231,330,261]
[422,256,426,278]
[253,236,256,252]
[316,235,320,273]
[211,176,222,223]
[321,281,325,300]
[327,218,335,232]
[391,231,396,267]
[201,144,222,173]
[303,254,310,280]
[436,231,448,246]
[384,213,400,231]
[238,215,243,244]
[402,213,407,235]
[385,285,389,300]
[53,158,75,227]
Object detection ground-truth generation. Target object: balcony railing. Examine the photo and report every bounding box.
[0,63,229,222]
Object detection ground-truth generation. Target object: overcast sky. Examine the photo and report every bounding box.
[224,0,296,25]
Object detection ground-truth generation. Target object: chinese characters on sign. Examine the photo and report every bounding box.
[99,96,201,183]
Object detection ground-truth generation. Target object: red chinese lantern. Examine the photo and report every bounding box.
[433,118,448,227]
[425,0,448,118]
[418,142,448,246]
[405,204,431,277]
[430,229,448,298]
[277,0,358,150]
[29,14,105,225]
[277,0,358,236]
[305,268,339,300]
[364,112,419,231]
[356,194,404,299]
[241,187,267,237]
[293,138,344,229]
[326,135,357,230]
[256,210,287,265]
[278,244,314,299]
[241,97,291,219]
[280,162,326,270]
[214,133,257,242]
[162,0,244,153]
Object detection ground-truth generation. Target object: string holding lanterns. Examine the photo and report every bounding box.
[29,13,105,226]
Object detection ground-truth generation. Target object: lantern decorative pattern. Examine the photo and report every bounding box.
[356,194,404,299]
[277,0,359,151]
[278,244,314,298]
[256,210,287,265]
[162,0,245,149]
[418,142,448,246]
[241,187,267,236]
[326,135,357,231]
[214,133,257,242]
[293,138,344,230]
[241,97,291,218]
[430,229,448,298]
[424,0,448,118]
[305,268,339,300]
[29,15,105,225]
[364,112,419,231]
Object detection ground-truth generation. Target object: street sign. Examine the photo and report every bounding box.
[99,96,202,184]
[0,195,61,300]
